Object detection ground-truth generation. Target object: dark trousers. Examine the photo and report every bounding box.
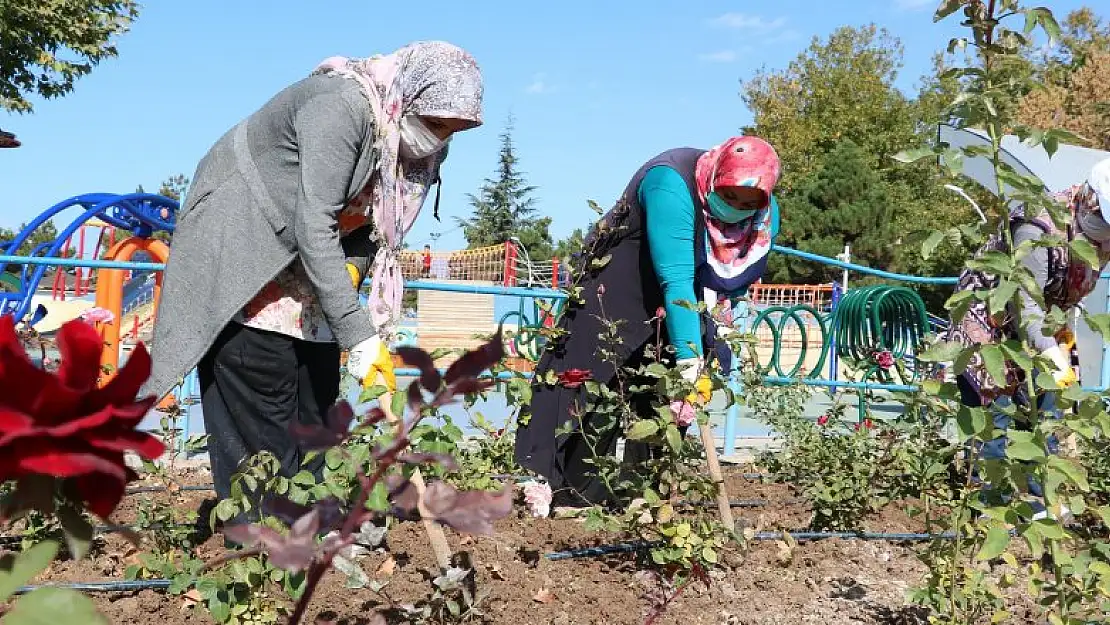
[198,323,340,503]
[957,373,1059,506]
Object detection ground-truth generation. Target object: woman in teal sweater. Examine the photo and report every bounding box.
[517,136,782,506]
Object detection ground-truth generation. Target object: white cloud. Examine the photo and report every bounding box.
[896,0,935,10]
[709,13,788,31]
[698,50,738,63]
[525,73,555,95]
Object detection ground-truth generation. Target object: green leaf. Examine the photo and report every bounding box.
[665,425,682,453]
[214,500,237,523]
[977,525,1011,561]
[701,546,718,564]
[956,406,989,440]
[390,389,407,418]
[626,420,659,441]
[921,230,946,260]
[1006,431,1046,461]
[359,384,389,403]
[988,281,1017,317]
[933,0,961,21]
[57,506,93,561]
[1047,456,1089,491]
[892,147,935,164]
[979,345,1007,387]
[918,341,964,363]
[2,587,109,625]
[0,541,60,603]
[208,597,231,623]
[1083,312,1110,341]
[1069,238,1100,269]
[968,251,1013,276]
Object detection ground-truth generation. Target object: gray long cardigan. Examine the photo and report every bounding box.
[142,74,379,400]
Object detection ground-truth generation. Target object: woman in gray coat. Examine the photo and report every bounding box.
[143,41,483,500]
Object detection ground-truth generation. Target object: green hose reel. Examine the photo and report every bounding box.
[831,285,930,380]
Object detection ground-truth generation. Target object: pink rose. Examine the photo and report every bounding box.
[875,351,895,369]
[669,400,696,427]
[817,414,830,426]
[522,480,552,518]
[78,307,114,325]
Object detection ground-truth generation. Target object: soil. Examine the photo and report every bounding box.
[7,466,1046,625]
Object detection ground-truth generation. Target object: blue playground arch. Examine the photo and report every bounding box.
[0,193,179,322]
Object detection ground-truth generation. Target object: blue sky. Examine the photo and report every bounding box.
[0,0,1090,252]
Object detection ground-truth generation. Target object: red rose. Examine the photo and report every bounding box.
[0,316,165,518]
[875,351,895,369]
[855,419,875,432]
[817,414,830,426]
[557,369,593,389]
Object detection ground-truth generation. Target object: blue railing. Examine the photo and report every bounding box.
[4,247,1109,457]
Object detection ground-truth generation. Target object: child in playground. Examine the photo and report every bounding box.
[949,157,1110,518]
[516,136,782,507]
[143,41,484,503]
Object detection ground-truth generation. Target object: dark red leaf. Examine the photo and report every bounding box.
[388,480,421,515]
[442,327,505,385]
[421,481,514,536]
[395,346,441,390]
[360,407,388,428]
[326,401,355,435]
[407,380,425,414]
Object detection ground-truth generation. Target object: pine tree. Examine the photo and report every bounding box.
[457,117,553,260]
[768,140,895,285]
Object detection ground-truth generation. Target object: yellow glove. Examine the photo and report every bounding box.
[348,337,396,392]
[677,358,712,405]
[346,263,363,289]
[1042,344,1077,389]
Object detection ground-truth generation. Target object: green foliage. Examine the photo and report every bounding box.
[457,116,553,261]
[768,140,897,285]
[903,3,1110,623]
[0,220,62,260]
[134,497,199,557]
[754,384,956,530]
[744,23,977,310]
[0,0,139,113]
[396,567,488,624]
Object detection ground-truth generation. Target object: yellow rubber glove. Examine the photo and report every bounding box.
[348,336,397,392]
[346,263,363,289]
[1042,344,1077,389]
[344,264,395,391]
[677,358,712,405]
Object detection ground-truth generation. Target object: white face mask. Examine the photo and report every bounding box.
[399,115,447,160]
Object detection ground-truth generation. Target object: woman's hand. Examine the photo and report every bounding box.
[348,335,397,391]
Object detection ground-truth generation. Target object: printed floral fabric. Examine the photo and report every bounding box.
[236,196,373,342]
[948,185,1110,401]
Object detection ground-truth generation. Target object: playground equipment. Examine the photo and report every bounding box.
[0,193,177,386]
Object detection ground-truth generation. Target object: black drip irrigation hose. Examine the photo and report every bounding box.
[15,579,172,594]
[543,531,958,561]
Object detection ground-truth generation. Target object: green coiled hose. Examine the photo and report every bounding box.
[831,285,929,381]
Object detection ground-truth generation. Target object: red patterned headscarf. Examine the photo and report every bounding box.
[692,136,781,293]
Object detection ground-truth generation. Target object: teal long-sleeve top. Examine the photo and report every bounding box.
[638,165,780,360]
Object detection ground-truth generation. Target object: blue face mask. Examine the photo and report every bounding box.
[707,191,758,224]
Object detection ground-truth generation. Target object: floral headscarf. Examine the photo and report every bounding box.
[313,41,483,334]
[693,136,781,294]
